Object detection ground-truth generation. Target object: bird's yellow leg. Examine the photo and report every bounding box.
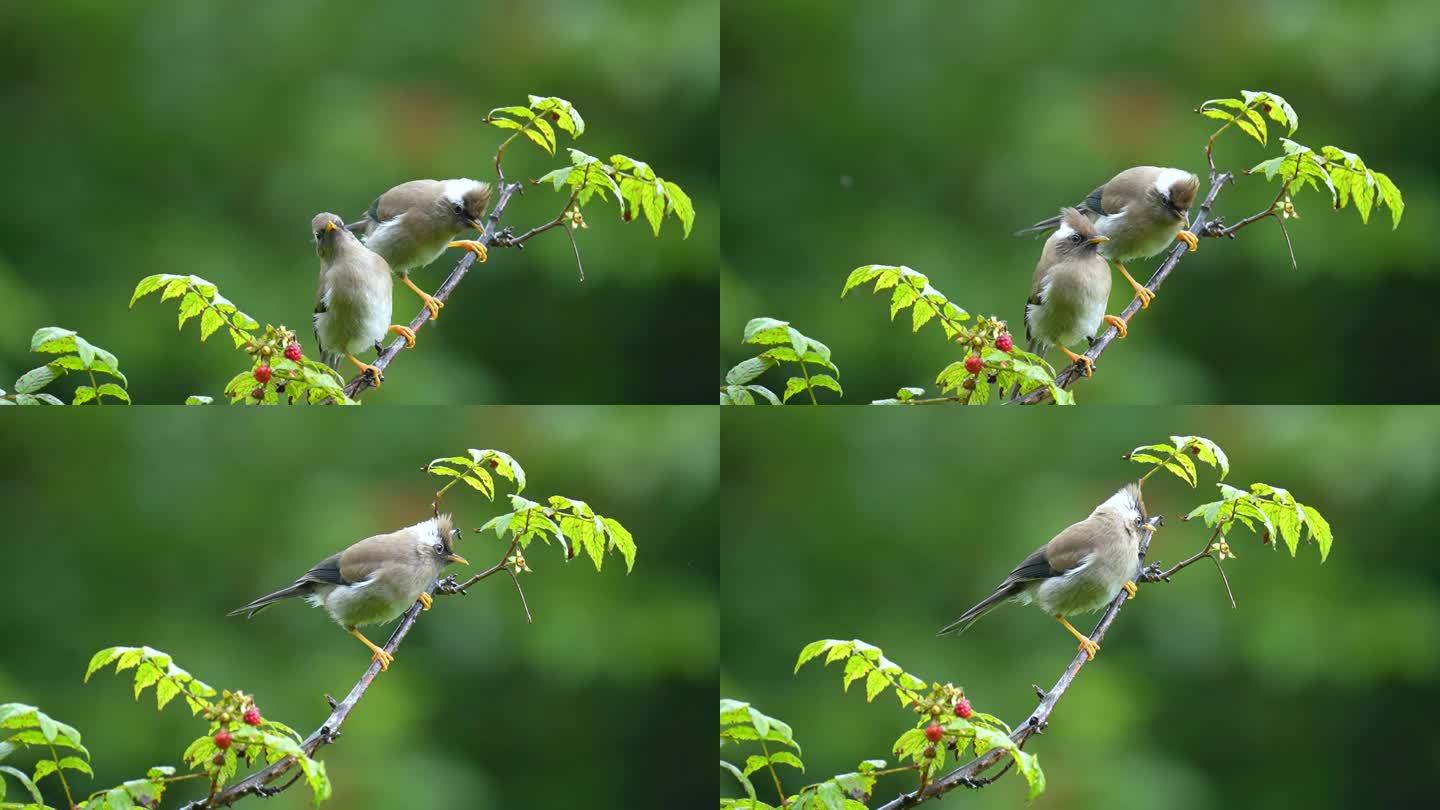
[1102,314,1129,339]
[388,324,416,349]
[417,592,432,611]
[348,627,394,671]
[1112,262,1155,310]
[400,275,443,320]
[1176,230,1199,252]
[1055,615,1100,660]
[345,354,383,389]
[447,240,488,263]
[1059,345,1095,377]
[1123,580,1138,600]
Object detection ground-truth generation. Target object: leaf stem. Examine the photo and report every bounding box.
[797,360,819,405]
[758,738,787,805]
[48,743,75,809]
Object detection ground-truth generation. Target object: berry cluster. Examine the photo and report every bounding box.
[201,689,264,763]
[240,325,306,402]
[910,683,976,761]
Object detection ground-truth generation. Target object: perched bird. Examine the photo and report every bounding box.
[229,515,470,672]
[1017,166,1200,309]
[937,483,1162,660]
[1024,208,1127,377]
[346,179,493,320]
[311,212,416,389]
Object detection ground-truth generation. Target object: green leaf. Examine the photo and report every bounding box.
[743,317,792,345]
[71,385,96,405]
[841,265,890,298]
[129,274,173,307]
[727,357,775,386]
[0,765,43,805]
[1300,503,1333,561]
[14,365,58,394]
[185,395,213,405]
[30,327,78,354]
[663,180,695,238]
[806,374,842,397]
[721,760,757,800]
[1372,170,1404,229]
[1170,436,1229,480]
[199,307,225,342]
[863,669,888,702]
[1241,90,1299,135]
[527,95,585,137]
[782,377,812,403]
[177,292,206,330]
[601,517,636,573]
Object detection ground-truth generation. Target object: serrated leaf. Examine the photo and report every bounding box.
[727,356,774,386]
[863,669,888,702]
[14,365,58,394]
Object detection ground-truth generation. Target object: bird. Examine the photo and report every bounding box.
[311,212,416,390]
[1023,207,1128,378]
[937,483,1162,661]
[1016,166,1200,309]
[228,514,470,672]
[346,179,493,320]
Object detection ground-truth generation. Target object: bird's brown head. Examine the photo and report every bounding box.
[1155,169,1199,218]
[431,513,469,567]
[1096,482,1162,544]
[311,212,350,258]
[1052,207,1108,255]
[442,179,493,232]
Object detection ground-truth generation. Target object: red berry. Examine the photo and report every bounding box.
[214,729,232,750]
[250,387,264,400]
[550,111,560,122]
[243,708,261,726]
[954,698,972,719]
[924,722,943,742]
[964,354,982,375]
[1189,445,1201,456]
[284,343,302,362]
[253,365,272,384]
[996,334,1013,353]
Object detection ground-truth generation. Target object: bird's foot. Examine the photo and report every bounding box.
[1060,346,1094,377]
[388,324,417,349]
[1123,580,1137,600]
[1113,262,1155,309]
[1103,314,1129,339]
[400,276,443,320]
[448,240,489,263]
[417,592,433,611]
[371,648,394,672]
[346,354,383,389]
[1077,636,1100,660]
[1176,229,1199,252]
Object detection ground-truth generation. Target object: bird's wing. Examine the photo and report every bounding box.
[337,529,414,583]
[370,180,443,224]
[1081,183,1110,215]
[297,552,349,586]
[1003,543,1064,583]
[1041,520,1102,574]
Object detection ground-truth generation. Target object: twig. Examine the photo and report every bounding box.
[180,534,525,809]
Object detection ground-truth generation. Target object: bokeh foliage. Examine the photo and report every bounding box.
[721,0,1439,403]
[0,406,717,808]
[0,0,718,404]
[720,406,1440,807]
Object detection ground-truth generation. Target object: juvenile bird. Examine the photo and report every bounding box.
[229,514,470,672]
[1017,166,1200,309]
[346,179,493,320]
[1024,208,1127,377]
[937,484,1161,661]
[311,212,416,389]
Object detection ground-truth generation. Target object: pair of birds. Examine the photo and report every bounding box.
[1018,166,1201,376]
[939,483,1163,660]
[311,178,493,387]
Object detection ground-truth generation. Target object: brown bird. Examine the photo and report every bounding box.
[1023,208,1127,377]
[347,179,493,320]
[229,515,470,672]
[1017,166,1200,309]
[311,213,415,389]
[937,484,1161,660]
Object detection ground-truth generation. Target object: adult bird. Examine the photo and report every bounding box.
[1023,208,1127,378]
[311,212,416,389]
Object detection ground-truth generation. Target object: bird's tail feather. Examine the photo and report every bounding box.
[936,584,1022,637]
[228,584,310,619]
[1014,215,1062,237]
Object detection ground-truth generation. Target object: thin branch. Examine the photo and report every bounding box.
[180,535,524,809]
[338,180,522,400]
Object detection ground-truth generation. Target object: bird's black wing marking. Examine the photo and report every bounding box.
[298,552,349,586]
[1024,293,1042,345]
[1004,545,1062,583]
[1081,183,1109,216]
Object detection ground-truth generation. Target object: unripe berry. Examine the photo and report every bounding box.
[211,753,224,766]
[253,365,272,384]
[962,378,976,391]
[214,729,232,750]
[1190,445,1201,456]
[284,343,302,362]
[996,334,1014,353]
[923,744,937,759]
[550,111,560,122]
[251,387,264,400]
[924,722,943,742]
[964,354,982,375]
[954,698,972,719]
[243,707,261,726]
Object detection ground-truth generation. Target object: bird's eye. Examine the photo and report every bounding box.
[314,230,323,240]
[1069,233,1083,244]
[451,201,465,216]
[433,542,444,555]
[1134,516,1144,527]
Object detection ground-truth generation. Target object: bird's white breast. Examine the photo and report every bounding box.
[364,213,452,274]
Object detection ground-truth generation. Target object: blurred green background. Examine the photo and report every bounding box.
[721,407,1440,807]
[721,0,1440,403]
[0,0,717,404]
[0,406,717,808]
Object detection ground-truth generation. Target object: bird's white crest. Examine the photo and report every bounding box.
[1153,168,1192,200]
[408,516,443,550]
[1052,222,1076,242]
[442,178,482,207]
[1096,485,1142,523]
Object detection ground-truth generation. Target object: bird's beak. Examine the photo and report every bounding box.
[446,553,470,566]
[469,218,485,232]
[1144,515,1164,532]
[1086,235,1109,245]
[324,220,337,233]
